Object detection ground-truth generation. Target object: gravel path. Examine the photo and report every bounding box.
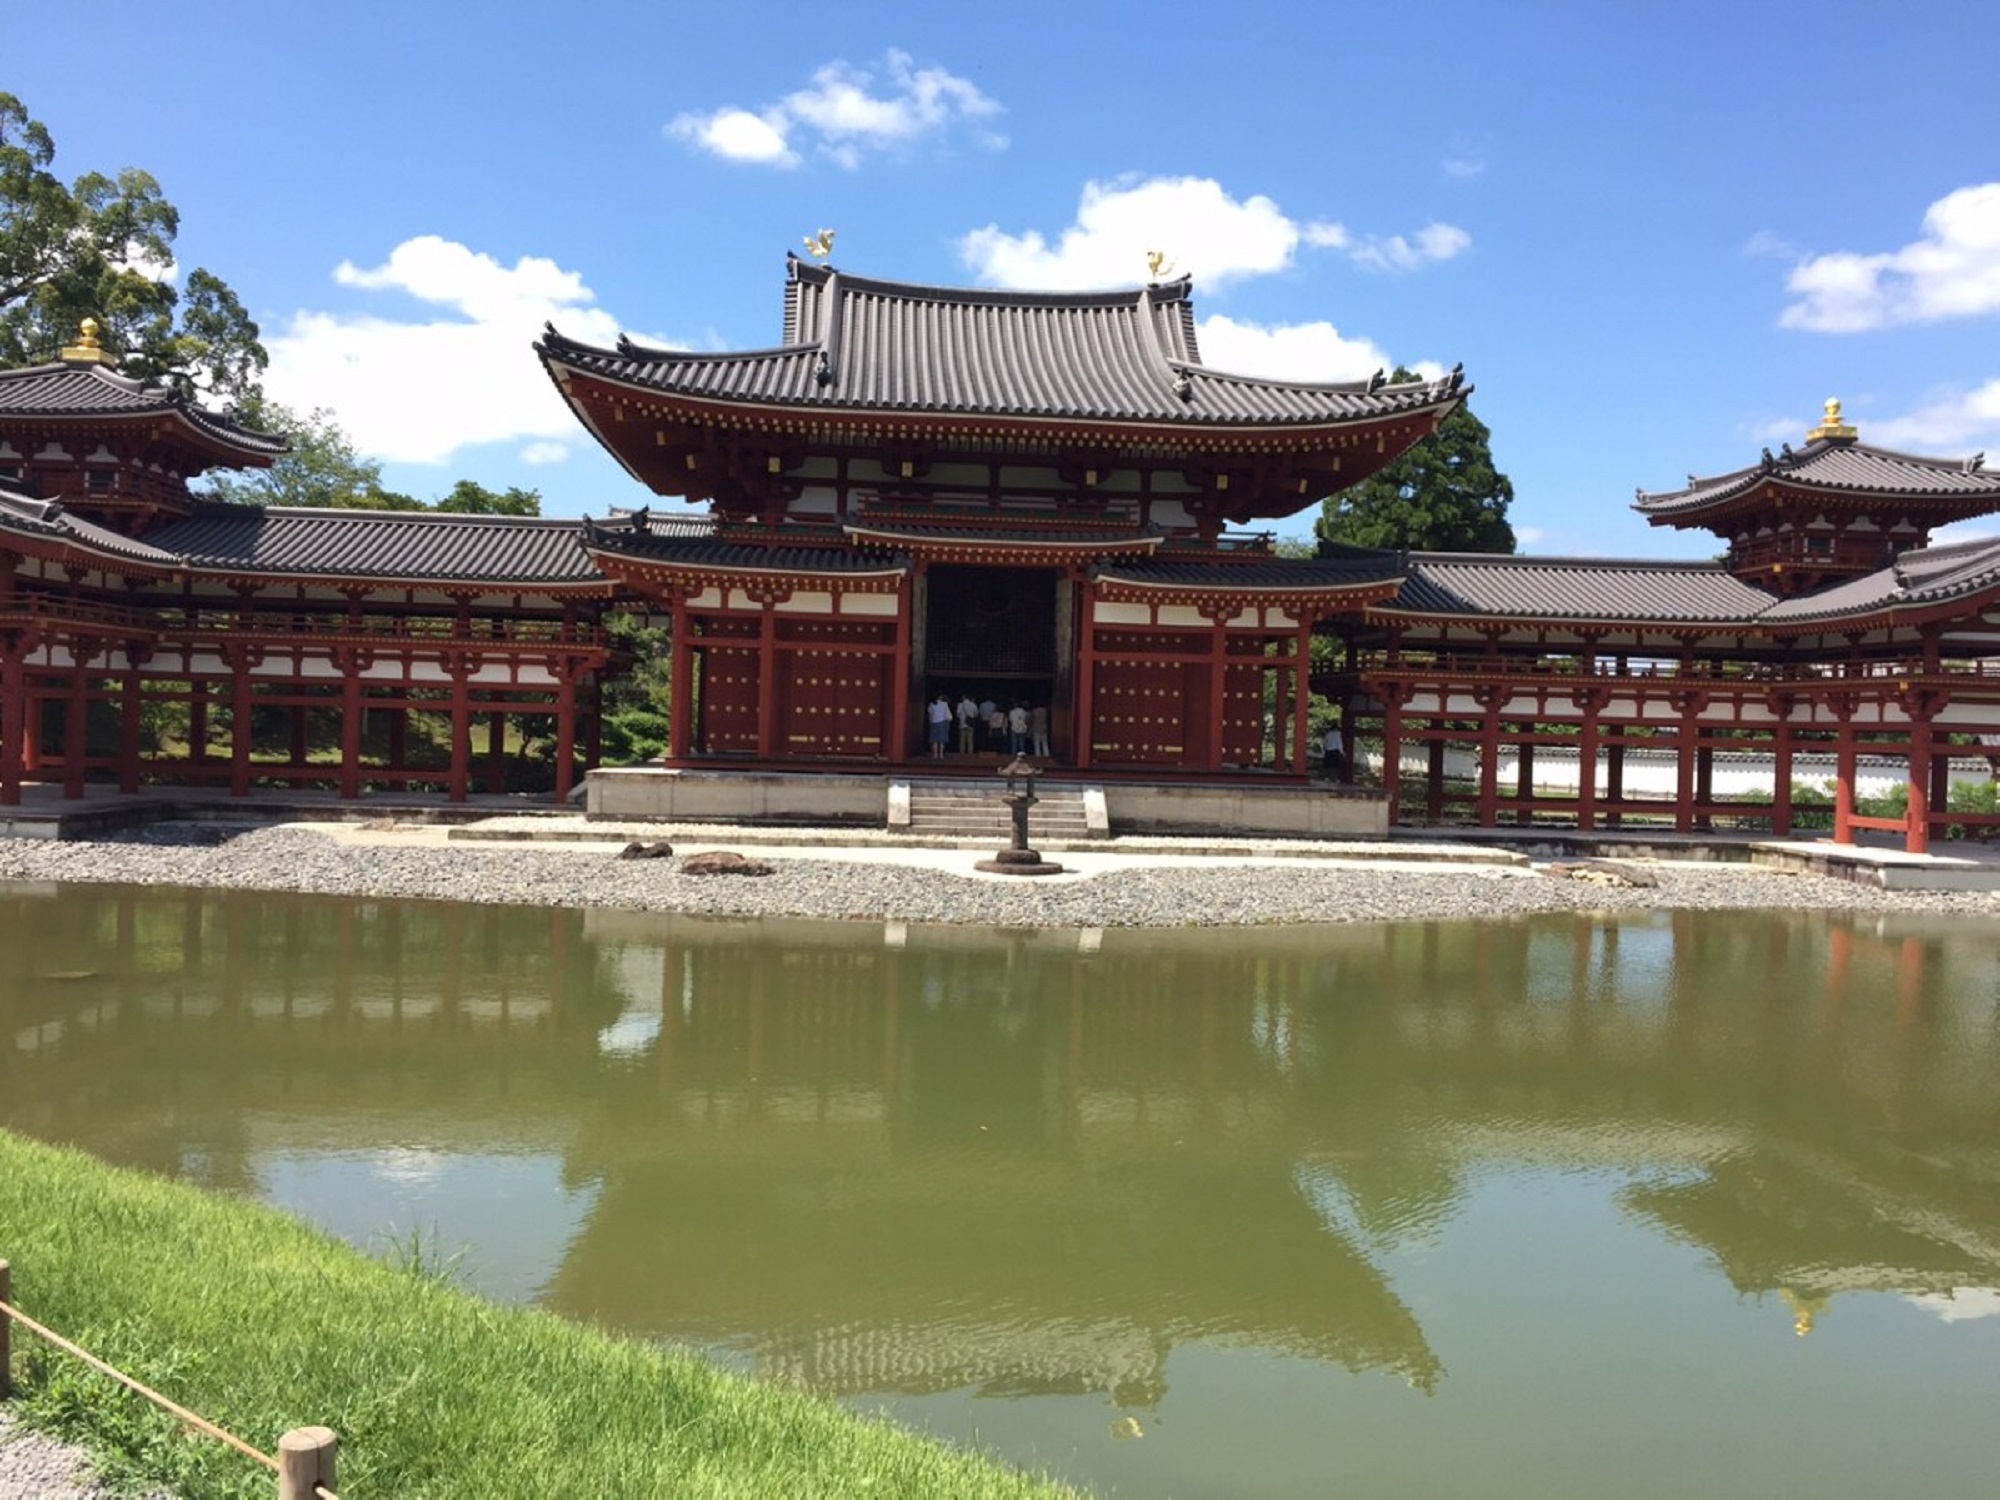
[2,821,1997,927]
[0,1409,163,1500]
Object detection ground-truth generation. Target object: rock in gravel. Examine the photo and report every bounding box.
[1545,859,1659,889]
[679,849,773,877]
[617,839,675,860]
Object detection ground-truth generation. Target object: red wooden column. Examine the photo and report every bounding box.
[337,650,363,800]
[118,664,143,794]
[63,641,92,799]
[1831,714,1857,846]
[228,651,255,798]
[1426,738,1446,821]
[1204,609,1229,773]
[1514,741,1535,826]
[1476,689,1502,827]
[0,636,25,806]
[485,713,507,794]
[1771,716,1794,838]
[447,664,473,803]
[888,584,911,765]
[1074,582,1097,771]
[667,595,693,762]
[1292,620,1312,776]
[552,668,577,804]
[1903,707,1934,855]
[757,598,781,762]
[1670,689,1703,834]
[1575,688,1603,831]
[1381,685,1405,826]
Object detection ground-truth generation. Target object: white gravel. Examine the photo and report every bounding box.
[2,821,1997,927]
[0,1409,161,1500]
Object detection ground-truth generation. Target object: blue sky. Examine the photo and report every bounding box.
[11,0,1999,555]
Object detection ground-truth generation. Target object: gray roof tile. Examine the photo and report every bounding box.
[1636,438,2000,520]
[1385,555,1778,623]
[0,489,182,569]
[0,362,286,458]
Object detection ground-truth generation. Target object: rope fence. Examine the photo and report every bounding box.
[0,1258,338,1499]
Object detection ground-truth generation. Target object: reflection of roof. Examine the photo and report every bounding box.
[1383,554,1777,623]
[539,256,1467,432]
[0,490,180,570]
[1635,438,2000,520]
[145,502,604,587]
[0,360,286,460]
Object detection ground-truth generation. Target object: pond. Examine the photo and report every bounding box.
[3,883,1998,1497]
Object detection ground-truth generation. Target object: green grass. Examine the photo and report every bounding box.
[0,1130,1076,1499]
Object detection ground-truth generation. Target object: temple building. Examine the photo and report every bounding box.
[6,261,2000,853]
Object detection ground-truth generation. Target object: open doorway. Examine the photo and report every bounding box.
[921,565,1066,760]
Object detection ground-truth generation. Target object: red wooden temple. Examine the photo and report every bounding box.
[7,266,2000,852]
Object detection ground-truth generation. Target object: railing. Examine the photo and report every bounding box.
[0,1257,338,1500]
[0,595,160,635]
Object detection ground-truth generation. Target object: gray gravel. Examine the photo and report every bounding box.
[2,822,1998,927]
[0,1409,161,1500]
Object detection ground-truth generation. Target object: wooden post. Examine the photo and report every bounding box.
[448,668,472,804]
[1426,736,1445,822]
[1074,584,1096,771]
[553,673,576,804]
[1771,720,1794,837]
[1,647,23,807]
[1832,724,1856,845]
[63,655,88,799]
[1515,740,1535,826]
[230,666,253,798]
[668,599,692,761]
[1,1257,12,1398]
[119,669,142,794]
[1577,695,1600,832]
[1382,692,1403,825]
[1905,714,1932,855]
[276,1426,337,1500]
[338,664,363,800]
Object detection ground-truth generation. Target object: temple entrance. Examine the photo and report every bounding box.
[920,565,1069,759]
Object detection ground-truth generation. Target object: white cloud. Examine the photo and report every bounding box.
[1780,182,2000,332]
[1866,378,2000,451]
[1197,314,1405,385]
[960,177,1470,290]
[668,50,1002,170]
[667,108,797,167]
[265,235,633,466]
[1346,222,1473,274]
[519,441,570,466]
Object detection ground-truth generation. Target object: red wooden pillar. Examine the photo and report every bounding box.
[1205,611,1229,773]
[1904,713,1933,855]
[448,666,472,803]
[668,597,693,761]
[1074,583,1096,771]
[888,586,911,765]
[1425,737,1446,821]
[1381,689,1404,825]
[757,602,780,762]
[63,648,90,799]
[119,667,142,794]
[229,661,253,798]
[553,672,576,804]
[189,680,208,767]
[1605,734,1625,828]
[1477,696,1501,827]
[0,640,24,806]
[1292,622,1312,776]
[338,656,363,800]
[1832,721,1856,845]
[1673,697,1700,834]
[1771,720,1794,838]
[1576,691,1601,832]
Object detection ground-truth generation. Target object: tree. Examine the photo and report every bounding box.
[0,92,265,406]
[434,479,541,516]
[201,403,399,509]
[1317,370,1515,554]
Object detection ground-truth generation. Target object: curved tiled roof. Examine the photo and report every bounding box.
[145,503,602,586]
[0,489,182,570]
[0,361,286,459]
[1759,534,2000,625]
[1635,438,2000,520]
[1097,555,1403,591]
[539,257,1467,431]
[1383,554,1779,624]
[583,522,909,578]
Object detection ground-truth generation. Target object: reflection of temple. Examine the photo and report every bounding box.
[7,893,2000,1400]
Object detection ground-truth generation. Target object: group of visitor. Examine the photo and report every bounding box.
[926,691,1051,760]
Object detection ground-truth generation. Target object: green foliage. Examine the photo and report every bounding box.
[1317,370,1515,554]
[433,479,541,516]
[600,709,669,764]
[201,401,392,508]
[0,92,266,406]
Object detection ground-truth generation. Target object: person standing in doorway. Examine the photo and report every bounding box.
[988,700,1008,753]
[928,693,951,759]
[1030,702,1050,758]
[1008,701,1029,755]
[956,691,979,754]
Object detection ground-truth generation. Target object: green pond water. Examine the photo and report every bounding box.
[3,881,1998,1498]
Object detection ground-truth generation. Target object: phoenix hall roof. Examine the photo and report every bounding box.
[0,359,287,464]
[538,255,1467,432]
[1634,434,2000,522]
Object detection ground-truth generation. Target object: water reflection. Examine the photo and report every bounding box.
[5,884,2000,1491]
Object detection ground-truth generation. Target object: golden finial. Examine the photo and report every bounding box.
[802,229,836,260]
[60,317,111,366]
[1145,250,1174,282]
[1806,397,1858,444]
[1778,1287,1826,1337]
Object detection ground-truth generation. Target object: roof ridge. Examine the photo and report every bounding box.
[1413,550,1733,570]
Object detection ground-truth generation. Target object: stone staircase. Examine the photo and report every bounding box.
[900,779,1098,841]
